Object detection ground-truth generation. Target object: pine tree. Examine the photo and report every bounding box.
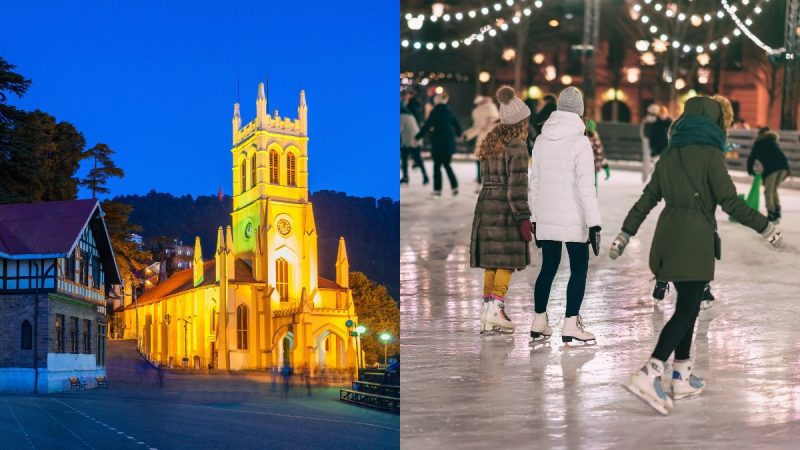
[81,143,124,199]
[0,56,31,123]
[101,200,149,284]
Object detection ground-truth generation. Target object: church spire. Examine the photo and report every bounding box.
[256,82,267,129]
[335,236,349,288]
[232,102,241,144]
[298,89,308,135]
[193,236,203,287]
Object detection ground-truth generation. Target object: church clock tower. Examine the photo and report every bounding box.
[229,84,317,301]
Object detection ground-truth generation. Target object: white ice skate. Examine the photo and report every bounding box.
[479,298,492,334]
[530,312,553,342]
[624,358,674,415]
[671,359,705,400]
[561,315,596,346]
[484,299,515,334]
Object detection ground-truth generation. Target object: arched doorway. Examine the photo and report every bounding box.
[277,332,294,368]
[315,329,345,370]
[601,100,632,123]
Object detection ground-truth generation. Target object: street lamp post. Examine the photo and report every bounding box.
[355,325,367,370]
[178,315,196,368]
[379,332,392,367]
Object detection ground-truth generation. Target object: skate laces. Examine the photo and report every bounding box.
[576,315,586,332]
[497,302,511,321]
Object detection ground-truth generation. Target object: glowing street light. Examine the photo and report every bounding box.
[379,332,393,366]
[532,52,545,64]
[548,19,559,28]
[502,48,516,61]
[560,74,573,85]
[544,65,557,81]
[479,71,491,83]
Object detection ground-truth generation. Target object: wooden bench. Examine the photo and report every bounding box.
[68,376,86,391]
[339,389,400,412]
[96,375,109,388]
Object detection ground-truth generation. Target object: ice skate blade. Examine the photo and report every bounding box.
[489,324,514,334]
[529,338,551,348]
[562,336,596,346]
[671,388,703,400]
[530,331,552,339]
[623,383,669,415]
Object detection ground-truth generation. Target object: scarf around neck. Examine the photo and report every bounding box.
[668,114,726,152]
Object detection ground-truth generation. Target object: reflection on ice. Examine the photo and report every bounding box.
[401,163,800,448]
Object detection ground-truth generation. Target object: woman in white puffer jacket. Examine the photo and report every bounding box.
[528,87,602,346]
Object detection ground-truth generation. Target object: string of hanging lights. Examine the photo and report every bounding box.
[632,0,769,55]
[401,1,544,51]
[403,0,543,31]
[720,0,786,56]
[635,0,764,25]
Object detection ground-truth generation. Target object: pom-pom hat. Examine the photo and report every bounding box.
[496,86,531,124]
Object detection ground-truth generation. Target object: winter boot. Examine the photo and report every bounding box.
[767,210,777,223]
[671,359,705,400]
[484,298,515,334]
[561,315,596,345]
[624,358,674,415]
[701,283,715,310]
[431,191,442,199]
[774,205,782,224]
[479,297,493,334]
[530,312,553,342]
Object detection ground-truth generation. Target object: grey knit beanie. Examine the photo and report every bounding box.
[557,86,584,116]
[496,86,531,124]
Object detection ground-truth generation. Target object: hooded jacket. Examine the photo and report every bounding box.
[529,111,601,243]
[415,103,462,157]
[621,96,768,282]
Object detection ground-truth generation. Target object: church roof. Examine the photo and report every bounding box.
[127,259,347,308]
[318,276,346,291]
[0,199,121,284]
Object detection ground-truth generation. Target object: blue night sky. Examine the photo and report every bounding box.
[1,1,398,200]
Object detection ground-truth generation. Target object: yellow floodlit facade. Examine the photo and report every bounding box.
[121,84,359,373]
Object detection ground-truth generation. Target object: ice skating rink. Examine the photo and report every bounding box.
[400,161,800,449]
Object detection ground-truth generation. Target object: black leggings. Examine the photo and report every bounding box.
[652,281,705,362]
[401,146,428,181]
[534,241,589,317]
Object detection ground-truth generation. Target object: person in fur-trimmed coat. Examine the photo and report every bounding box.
[470,86,532,335]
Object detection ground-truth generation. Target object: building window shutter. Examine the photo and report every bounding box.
[276,258,289,302]
[270,150,279,184]
[236,304,248,350]
[287,153,296,187]
[241,160,247,193]
[251,153,257,189]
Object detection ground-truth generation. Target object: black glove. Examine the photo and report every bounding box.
[532,222,541,248]
[589,225,602,256]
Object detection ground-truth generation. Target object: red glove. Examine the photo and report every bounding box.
[518,220,532,242]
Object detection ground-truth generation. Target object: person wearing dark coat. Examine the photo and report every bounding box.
[470,86,532,335]
[649,106,673,157]
[415,92,462,196]
[747,127,790,223]
[534,94,556,136]
[609,96,783,415]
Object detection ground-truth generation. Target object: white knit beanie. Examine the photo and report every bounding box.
[557,86,584,116]
[496,86,530,124]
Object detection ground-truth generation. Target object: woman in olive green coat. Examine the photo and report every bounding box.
[608,96,784,415]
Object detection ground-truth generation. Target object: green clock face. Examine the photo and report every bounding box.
[244,222,254,240]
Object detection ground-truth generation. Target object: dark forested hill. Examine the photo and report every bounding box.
[111,190,399,300]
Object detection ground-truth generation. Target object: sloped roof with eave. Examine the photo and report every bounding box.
[127,260,347,308]
[0,199,121,284]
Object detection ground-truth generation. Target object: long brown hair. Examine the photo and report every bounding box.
[476,119,528,159]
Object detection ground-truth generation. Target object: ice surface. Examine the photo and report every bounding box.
[401,162,800,449]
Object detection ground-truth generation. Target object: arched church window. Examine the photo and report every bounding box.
[236,304,248,350]
[270,150,280,184]
[276,258,289,302]
[21,320,32,350]
[251,153,257,189]
[287,153,296,187]
[240,160,247,194]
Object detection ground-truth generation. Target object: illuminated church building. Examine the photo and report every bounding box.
[122,84,359,372]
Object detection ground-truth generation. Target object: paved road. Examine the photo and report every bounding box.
[1,375,398,449]
[401,162,800,449]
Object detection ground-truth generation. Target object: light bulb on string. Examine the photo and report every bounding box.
[641,51,657,65]
[635,40,650,52]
